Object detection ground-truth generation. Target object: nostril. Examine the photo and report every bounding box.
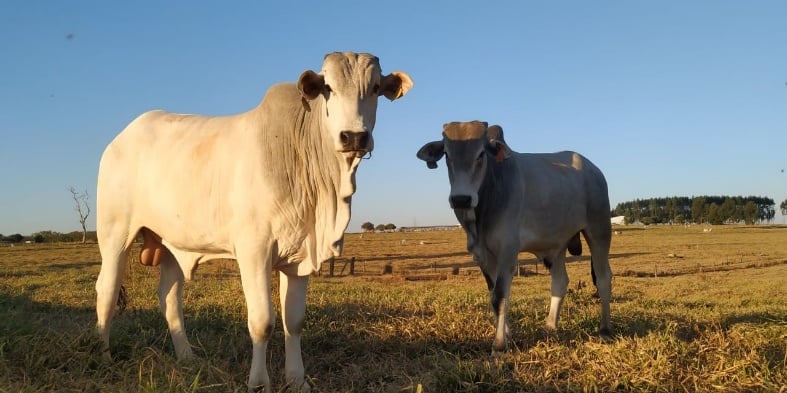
[359,132,369,147]
[340,131,350,145]
[449,195,472,209]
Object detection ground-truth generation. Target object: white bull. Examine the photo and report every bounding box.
[417,121,612,353]
[95,52,412,392]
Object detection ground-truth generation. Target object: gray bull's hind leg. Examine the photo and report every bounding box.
[544,252,569,332]
[583,229,613,340]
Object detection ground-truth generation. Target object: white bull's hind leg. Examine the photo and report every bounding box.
[236,244,275,393]
[95,234,131,360]
[157,251,194,360]
[545,253,569,332]
[279,272,310,391]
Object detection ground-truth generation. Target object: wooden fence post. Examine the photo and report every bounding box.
[329,257,335,277]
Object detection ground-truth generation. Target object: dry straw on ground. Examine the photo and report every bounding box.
[0,225,785,392]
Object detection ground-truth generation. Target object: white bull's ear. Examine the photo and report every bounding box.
[416,140,444,169]
[380,71,413,101]
[297,70,325,100]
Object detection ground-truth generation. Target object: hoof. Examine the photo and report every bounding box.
[296,379,312,392]
[599,328,613,342]
[175,347,196,362]
[286,378,311,393]
[248,384,269,393]
[541,324,558,337]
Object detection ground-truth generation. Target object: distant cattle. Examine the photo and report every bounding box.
[417,121,612,353]
[95,52,412,392]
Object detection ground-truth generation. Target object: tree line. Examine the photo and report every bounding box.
[612,196,777,225]
[360,222,398,232]
[0,230,98,244]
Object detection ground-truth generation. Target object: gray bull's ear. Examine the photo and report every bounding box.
[297,70,325,100]
[380,71,414,101]
[416,140,445,169]
[487,139,512,162]
[486,125,511,162]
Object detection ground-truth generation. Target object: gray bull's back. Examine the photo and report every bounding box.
[495,150,608,255]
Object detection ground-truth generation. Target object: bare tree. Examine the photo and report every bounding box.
[69,186,91,243]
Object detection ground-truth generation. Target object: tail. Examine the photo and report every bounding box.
[569,231,599,289]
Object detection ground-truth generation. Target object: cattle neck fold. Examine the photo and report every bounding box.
[454,153,512,260]
[254,83,362,275]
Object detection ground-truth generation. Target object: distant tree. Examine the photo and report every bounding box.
[631,200,642,223]
[780,199,787,216]
[707,203,722,225]
[691,197,706,224]
[361,222,375,232]
[742,201,759,225]
[384,223,396,231]
[33,234,45,243]
[719,198,736,223]
[69,187,91,243]
[374,224,386,232]
[3,234,24,243]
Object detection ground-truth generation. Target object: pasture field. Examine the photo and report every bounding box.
[0,225,785,392]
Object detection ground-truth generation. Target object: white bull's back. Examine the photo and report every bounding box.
[97,109,267,253]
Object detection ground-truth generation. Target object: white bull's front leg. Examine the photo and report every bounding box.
[237,245,276,393]
[279,272,310,391]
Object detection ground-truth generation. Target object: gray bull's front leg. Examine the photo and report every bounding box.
[482,248,516,355]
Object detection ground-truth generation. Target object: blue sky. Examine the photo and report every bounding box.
[1,1,786,235]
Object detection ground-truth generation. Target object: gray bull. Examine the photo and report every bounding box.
[417,120,612,353]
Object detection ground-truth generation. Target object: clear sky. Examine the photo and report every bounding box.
[1,1,786,236]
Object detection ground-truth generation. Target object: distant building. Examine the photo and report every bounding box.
[398,225,461,232]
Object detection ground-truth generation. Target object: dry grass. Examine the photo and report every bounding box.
[0,225,785,392]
